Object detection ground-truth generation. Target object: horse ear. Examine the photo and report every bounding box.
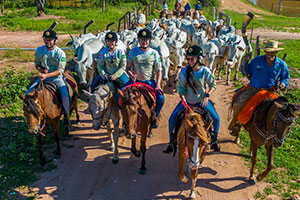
[19,95,25,100]
[117,89,124,99]
[186,119,194,128]
[274,101,285,109]
[82,90,91,103]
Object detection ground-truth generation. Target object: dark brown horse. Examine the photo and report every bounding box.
[233,96,298,183]
[20,70,79,165]
[176,111,209,199]
[118,86,153,175]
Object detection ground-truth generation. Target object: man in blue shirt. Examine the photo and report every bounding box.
[195,1,202,10]
[228,40,289,136]
[184,1,191,15]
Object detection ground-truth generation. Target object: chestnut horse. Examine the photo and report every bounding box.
[20,70,79,165]
[176,111,209,199]
[232,96,298,183]
[118,86,153,175]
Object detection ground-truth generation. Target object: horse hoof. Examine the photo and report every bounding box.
[189,190,196,199]
[139,168,146,175]
[180,175,189,183]
[76,121,80,125]
[112,159,119,164]
[248,177,255,185]
[148,132,153,138]
[257,174,263,181]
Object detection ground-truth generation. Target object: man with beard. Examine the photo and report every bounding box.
[228,40,289,136]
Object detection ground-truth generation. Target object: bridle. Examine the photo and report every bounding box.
[90,92,112,127]
[253,106,295,145]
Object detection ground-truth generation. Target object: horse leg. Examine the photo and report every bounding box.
[233,62,239,81]
[54,121,61,156]
[38,134,46,166]
[106,121,115,151]
[139,132,147,175]
[112,119,120,164]
[226,65,231,85]
[75,104,80,124]
[249,143,257,184]
[131,137,140,157]
[178,150,189,183]
[189,169,198,199]
[257,145,274,181]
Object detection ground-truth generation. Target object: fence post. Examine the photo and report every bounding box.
[102,0,105,13]
[213,7,216,20]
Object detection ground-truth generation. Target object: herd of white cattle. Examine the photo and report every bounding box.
[67,12,246,89]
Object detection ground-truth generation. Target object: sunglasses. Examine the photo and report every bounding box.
[186,57,197,61]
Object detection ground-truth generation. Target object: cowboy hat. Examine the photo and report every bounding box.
[263,40,284,52]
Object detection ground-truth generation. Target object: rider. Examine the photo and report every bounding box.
[125,28,165,129]
[195,1,202,11]
[175,0,181,11]
[91,31,128,93]
[161,0,169,18]
[25,29,70,126]
[163,45,220,153]
[228,40,289,136]
[184,1,191,15]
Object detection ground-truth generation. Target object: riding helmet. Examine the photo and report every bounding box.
[186,45,203,57]
[43,29,57,40]
[138,28,152,40]
[105,31,118,42]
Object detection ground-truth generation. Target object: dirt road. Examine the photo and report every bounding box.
[14,79,265,200]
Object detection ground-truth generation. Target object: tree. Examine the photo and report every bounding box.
[35,0,45,16]
[1,0,5,14]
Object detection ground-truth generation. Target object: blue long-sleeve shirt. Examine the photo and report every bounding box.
[195,4,201,10]
[184,3,191,11]
[245,55,289,89]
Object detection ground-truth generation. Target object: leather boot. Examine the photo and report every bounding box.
[211,136,220,152]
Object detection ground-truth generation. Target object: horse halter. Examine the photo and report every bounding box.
[254,108,295,145]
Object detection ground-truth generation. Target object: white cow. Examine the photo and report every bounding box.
[201,41,219,75]
[67,33,96,57]
[225,35,246,85]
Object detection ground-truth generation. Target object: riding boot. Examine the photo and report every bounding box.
[163,142,174,154]
[211,135,220,152]
[64,113,70,127]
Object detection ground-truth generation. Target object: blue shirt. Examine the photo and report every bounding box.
[246,55,289,89]
[177,66,216,104]
[195,4,201,10]
[184,3,191,11]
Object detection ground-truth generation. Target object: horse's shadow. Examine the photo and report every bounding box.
[13,131,254,200]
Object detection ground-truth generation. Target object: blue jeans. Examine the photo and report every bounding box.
[26,76,70,114]
[118,79,165,118]
[91,72,129,93]
[168,100,220,141]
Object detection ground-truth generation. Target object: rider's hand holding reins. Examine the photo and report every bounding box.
[155,84,163,95]
[201,97,209,107]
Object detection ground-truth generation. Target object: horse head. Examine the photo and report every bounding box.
[178,112,208,170]
[83,85,112,130]
[266,96,299,147]
[20,90,44,135]
[118,87,142,139]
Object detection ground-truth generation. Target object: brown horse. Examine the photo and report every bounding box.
[176,111,209,199]
[20,70,79,166]
[118,86,153,175]
[232,96,298,183]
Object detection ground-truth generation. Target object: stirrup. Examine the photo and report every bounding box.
[229,124,241,137]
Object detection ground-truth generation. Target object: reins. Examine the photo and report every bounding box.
[37,80,47,136]
[181,99,193,158]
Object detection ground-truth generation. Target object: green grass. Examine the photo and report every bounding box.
[224,9,300,33]
[0,2,163,33]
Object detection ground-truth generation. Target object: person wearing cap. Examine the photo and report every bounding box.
[125,28,165,129]
[195,1,202,10]
[161,1,169,18]
[228,40,289,136]
[91,31,128,93]
[175,0,181,11]
[163,45,220,154]
[25,29,70,126]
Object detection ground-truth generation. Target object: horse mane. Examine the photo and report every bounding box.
[255,96,289,128]
[24,95,40,117]
[123,87,140,106]
[177,112,208,146]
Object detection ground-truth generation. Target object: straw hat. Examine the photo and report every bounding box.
[263,40,284,52]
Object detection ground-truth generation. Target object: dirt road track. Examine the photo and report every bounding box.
[15,80,264,200]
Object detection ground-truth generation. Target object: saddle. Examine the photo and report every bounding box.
[173,105,213,141]
[119,82,156,109]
